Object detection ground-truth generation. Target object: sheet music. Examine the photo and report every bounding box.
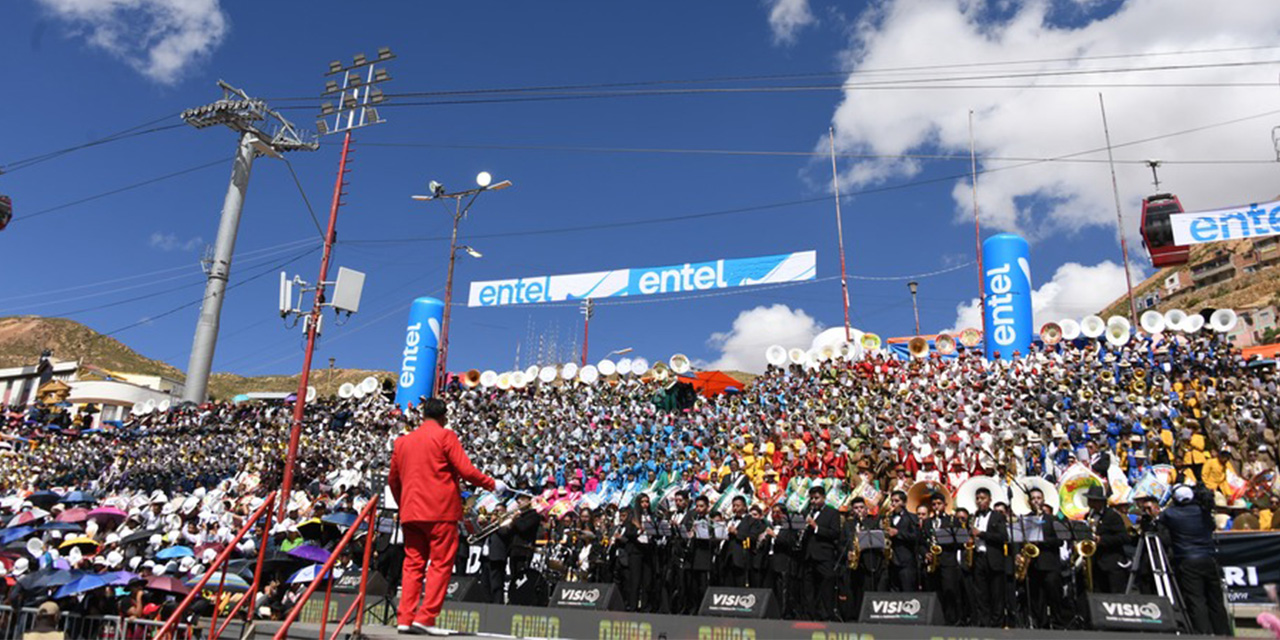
[694,520,710,540]
[714,523,728,540]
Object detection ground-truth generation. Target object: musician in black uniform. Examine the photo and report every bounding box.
[746,504,769,588]
[847,497,882,617]
[504,494,542,605]
[761,503,798,618]
[484,505,510,604]
[800,485,841,621]
[970,486,1008,627]
[686,495,714,614]
[622,493,658,612]
[722,496,764,587]
[928,492,965,626]
[1023,487,1068,628]
[1084,486,1131,594]
[668,490,693,614]
[884,490,919,593]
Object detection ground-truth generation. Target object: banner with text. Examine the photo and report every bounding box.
[1170,198,1280,246]
[467,251,816,307]
[1215,531,1280,604]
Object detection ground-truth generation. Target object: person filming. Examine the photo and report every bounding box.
[1158,485,1230,636]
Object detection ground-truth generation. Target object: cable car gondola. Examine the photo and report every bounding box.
[1140,192,1189,267]
[0,195,11,231]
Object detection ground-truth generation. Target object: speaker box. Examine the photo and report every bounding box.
[698,587,779,619]
[444,575,487,602]
[859,592,946,625]
[1086,593,1177,632]
[549,582,625,611]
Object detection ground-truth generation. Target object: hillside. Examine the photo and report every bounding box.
[1099,239,1280,320]
[0,316,394,400]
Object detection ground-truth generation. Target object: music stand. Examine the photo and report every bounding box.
[1060,520,1090,629]
[713,523,728,541]
[858,530,886,552]
[693,520,711,540]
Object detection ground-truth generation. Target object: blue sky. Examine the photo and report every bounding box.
[4,0,1279,378]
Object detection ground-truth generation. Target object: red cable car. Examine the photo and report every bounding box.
[1140,192,1189,267]
[0,195,10,231]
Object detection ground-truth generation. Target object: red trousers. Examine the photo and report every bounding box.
[398,521,458,627]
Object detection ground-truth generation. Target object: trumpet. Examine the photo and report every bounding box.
[848,524,860,570]
[881,512,894,561]
[467,508,519,545]
[1075,539,1097,592]
[1014,541,1040,581]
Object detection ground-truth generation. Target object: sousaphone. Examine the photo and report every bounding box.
[338,382,355,399]
[669,353,691,375]
[1011,475,1060,516]
[765,345,788,367]
[1059,318,1081,341]
[788,348,807,365]
[908,336,929,359]
[906,481,953,513]
[935,333,957,355]
[954,476,1005,514]
[1040,322,1062,346]
[1164,309,1188,333]
[1080,315,1106,339]
[1209,308,1238,333]
[861,333,883,351]
[480,370,499,388]
[462,370,482,388]
[958,328,981,348]
[1140,310,1166,335]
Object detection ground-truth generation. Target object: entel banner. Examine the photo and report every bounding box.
[982,234,1033,360]
[1170,198,1280,246]
[466,251,816,307]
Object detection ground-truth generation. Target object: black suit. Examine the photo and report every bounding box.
[485,521,509,604]
[722,514,764,587]
[970,508,1008,627]
[1090,508,1132,594]
[685,514,714,613]
[505,509,542,605]
[1023,514,1067,628]
[930,514,965,625]
[801,505,841,621]
[763,518,799,618]
[885,508,919,592]
[622,516,657,612]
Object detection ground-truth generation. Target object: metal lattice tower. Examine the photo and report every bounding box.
[181,82,318,403]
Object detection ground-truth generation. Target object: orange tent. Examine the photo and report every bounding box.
[1243,342,1280,360]
[677,371,744,397]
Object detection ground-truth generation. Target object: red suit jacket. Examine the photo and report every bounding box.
[389,419,495,523]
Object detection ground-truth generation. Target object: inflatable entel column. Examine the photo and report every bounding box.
[982,234,1032,360]
[394,297,444,409]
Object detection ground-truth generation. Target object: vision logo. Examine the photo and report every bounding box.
[1102,601,1162,620]
[871,598,921,617]
[559,587,601,604]
[710,593,756,610]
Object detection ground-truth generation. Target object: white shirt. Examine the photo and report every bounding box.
[973,511,991,553]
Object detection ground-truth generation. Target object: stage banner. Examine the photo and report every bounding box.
[467,250,816,307]
[982,234,1033,360]
[1214,531,1280,604]
[393,297,444,408]
[1170,198,1280,246]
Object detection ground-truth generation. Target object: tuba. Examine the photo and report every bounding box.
[908,336,929,359]
[1040,322,1063,346]
[669,353,692,375]
[462,369,482,388]
[935,333,957,355]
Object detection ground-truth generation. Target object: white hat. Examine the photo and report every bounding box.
[12,558,29,576]
[1173,486,1194,503]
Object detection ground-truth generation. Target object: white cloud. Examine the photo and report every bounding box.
[946,260,1130,332]
[707,304,823,372]
[767,0,816,45]
[149,231,202,252]
[827,0,1280,245]
[37,0,228,84]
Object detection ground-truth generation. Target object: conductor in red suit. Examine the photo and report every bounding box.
[389,398,505,635]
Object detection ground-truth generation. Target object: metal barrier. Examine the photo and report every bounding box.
[156,491,277,640]
[273,496,379,640]
[0,608,190,640]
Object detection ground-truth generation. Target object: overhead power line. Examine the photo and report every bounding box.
[0,114,184,175]
[10,159,226,224]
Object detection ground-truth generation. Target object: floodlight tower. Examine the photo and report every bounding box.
[181,82,318,404]
[278,48,394,516]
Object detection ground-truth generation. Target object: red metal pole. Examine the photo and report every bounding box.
[281,130,352,518]
[213,501,275,639]
[274,497,379,640]
[435,200,462,393]
[326,501,379,640]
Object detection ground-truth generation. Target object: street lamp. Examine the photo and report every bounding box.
[411,171,511,391]
[908,280,921,335]
[606,347,633,358]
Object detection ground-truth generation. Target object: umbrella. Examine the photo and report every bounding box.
[8,509,50,528]
[193,542,225,558]
[19,568,79,591]
[285,544,330,564]
[145,575,191,595]
[37,522,83,533]
[296,518,339,541]
[320,512,359,528]
[101,571,141,586]
[0,527,35,545]
[228,549,301,579]
[56,508,90,523]
[156,546,194,560]
[286,564,342,584]
[119,528,160,546]
[59,537,100,553]
[26,491,61,509]
[62,491,97,505]
[87,507,127,525]
[54,573,109,598]
[186,570,251,592]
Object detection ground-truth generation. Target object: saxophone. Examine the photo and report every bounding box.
[881,512,893,561]
[1014,541,1040,581]
[926,524,942,574]
[848,522,860,570]
[963,522,976,569]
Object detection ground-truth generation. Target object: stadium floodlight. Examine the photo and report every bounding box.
[327,60,343,75]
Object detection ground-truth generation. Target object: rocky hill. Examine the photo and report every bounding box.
[1098,239,1280,321]
[0,316,394,401]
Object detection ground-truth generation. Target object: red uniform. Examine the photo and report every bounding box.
[388,419,495,628]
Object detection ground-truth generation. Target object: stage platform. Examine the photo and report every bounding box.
[248,602,1214,640]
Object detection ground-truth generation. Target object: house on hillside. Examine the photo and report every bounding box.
[1,358,179,425]
[1225,304,1279,348]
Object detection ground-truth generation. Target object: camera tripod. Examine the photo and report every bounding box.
[1124,532,1192,633]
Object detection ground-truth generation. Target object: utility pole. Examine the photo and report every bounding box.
[1099,94,1140,327]
[581,298,594,366]
[908,281,921,335]
[279,48,394,517]
[180,82,317,403]
[829,127,852,342]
